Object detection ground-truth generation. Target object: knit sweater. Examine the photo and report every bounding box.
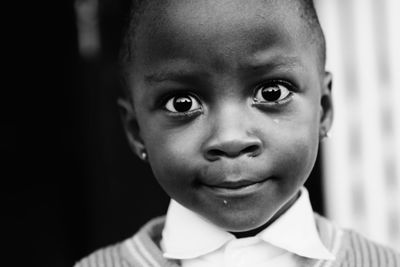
[75,215,400,267]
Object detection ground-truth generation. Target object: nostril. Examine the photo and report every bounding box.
[207,149,225,158]
[205,143,261,161]
[242,145,260,156]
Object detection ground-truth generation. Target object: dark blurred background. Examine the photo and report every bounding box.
[3,1,325,266]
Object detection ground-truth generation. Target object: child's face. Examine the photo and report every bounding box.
[125,0,332,232]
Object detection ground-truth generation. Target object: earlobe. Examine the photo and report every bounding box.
[117,98,146,159]
[319,71,333,140]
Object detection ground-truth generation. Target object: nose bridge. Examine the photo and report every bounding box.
[203,100,263,160]
[215,101,247,138]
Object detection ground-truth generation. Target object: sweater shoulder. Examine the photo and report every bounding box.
[338,229,400,267]
[73,216,178,267]
[73,242,129,267]
[313,213,400,267]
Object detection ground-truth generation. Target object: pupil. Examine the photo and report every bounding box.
[173,96,192,112]
[262,87,281,101]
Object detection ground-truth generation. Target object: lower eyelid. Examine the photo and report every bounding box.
[164,107,203,118]
[252,92,294,106]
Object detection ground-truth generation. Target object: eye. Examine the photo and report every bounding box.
[253,81,293,104]
[164,94,202,113]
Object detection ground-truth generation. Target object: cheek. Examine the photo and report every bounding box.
[280,136,318,181]
[269,108,320,186]
[266,134,318,202]
[142,125,203,193]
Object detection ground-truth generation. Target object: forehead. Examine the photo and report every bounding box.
[131,0,316,76]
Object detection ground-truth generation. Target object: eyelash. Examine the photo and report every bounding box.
[252,80,295,106]
[160,91,203,118]
[159,79,296,117]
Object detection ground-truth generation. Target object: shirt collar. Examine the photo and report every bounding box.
[160,199,234,259]
[160,187,335,260]
[258,188,335,260]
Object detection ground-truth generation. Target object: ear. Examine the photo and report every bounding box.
[319,71,333,140]
[117,98,146,159]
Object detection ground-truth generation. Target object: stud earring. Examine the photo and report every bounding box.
[140,151,148,161]
[320,130,330,140]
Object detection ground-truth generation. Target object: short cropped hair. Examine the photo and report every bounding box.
[119,0,326,88]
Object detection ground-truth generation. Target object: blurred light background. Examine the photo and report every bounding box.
[316,0,400,251]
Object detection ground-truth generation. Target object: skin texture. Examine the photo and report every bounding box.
[121,0,333,233]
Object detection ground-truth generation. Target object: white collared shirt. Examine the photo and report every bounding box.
[160,188,335,267]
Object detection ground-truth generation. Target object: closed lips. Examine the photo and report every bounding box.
[206,178,269,189]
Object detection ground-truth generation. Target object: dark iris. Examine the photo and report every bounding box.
[173,96,192,112]
[261,87,281,102]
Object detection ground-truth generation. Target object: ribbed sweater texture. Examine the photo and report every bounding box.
[75,215,400,267]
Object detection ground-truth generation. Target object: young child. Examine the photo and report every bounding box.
[75,0,400,266]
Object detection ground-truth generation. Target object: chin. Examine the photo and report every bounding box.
[207,207,275,232]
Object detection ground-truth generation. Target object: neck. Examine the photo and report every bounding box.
[229,191,301,238]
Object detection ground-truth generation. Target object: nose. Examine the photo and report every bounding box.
[204,139,262,161]
[203,105,263,161]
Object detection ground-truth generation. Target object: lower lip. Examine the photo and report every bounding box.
[202,179,269,197]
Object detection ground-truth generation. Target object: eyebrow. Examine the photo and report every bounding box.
[241,55,304,72]
[145,69,210,84]
[144,56,304,84]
